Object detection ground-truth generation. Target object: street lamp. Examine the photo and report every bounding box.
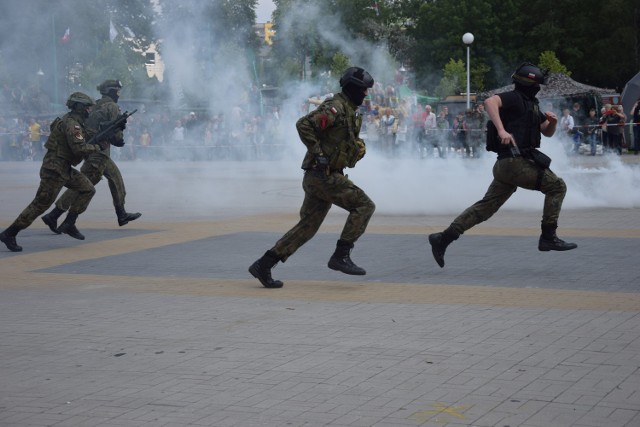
[462,32,474,110]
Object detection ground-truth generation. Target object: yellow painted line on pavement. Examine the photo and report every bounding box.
[1,215,638,312]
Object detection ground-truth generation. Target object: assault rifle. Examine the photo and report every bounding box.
[87,109,137,147]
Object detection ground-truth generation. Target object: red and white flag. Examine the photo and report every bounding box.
[60,27,70,44]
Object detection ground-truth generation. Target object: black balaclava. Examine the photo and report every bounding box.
[107,89,119,103]
[342,82,367,106]
[515,83,540,100]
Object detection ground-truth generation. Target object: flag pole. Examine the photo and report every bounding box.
[51,15,59,106]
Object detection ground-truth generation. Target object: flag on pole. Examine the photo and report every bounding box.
[109,20,118,42]
[60,27,70,44]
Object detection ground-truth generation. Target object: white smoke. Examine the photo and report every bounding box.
[123,1,640,220]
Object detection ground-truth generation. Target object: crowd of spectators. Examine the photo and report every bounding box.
[557,101,633,156]
[2,79,638,162]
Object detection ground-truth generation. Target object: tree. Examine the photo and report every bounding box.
[330,52,351,78]
[435,59,465,99]
[0,0,156,109]
[538,51,571,76]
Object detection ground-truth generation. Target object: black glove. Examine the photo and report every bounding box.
[118,121,127,131]
[95,139,110,150]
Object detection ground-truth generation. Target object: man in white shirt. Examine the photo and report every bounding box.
[424,104,438,157]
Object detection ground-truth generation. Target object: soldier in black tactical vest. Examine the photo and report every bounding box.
[0,92,109,252]
[249,67,376,288]
[41,80,141,233]
[428,62,577,268]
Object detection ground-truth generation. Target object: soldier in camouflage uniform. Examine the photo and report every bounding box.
[0,92,110,252]
[41,80,140,233]
[249,67,376,288]
[428,63,577,268]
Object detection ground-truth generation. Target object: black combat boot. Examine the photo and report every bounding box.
[248,250,284,288]
[328,240,366,275]
[57,212,85,240]
[41,207,65,234]
[538,223,577,251]
[115,205,142,227]
[428,227,460,268]
[0,224,23,252]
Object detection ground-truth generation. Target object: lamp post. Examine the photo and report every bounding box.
[462,32,474,110]
[36,68,44,92]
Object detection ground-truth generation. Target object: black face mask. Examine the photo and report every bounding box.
[342,83,367,106]
[515,83,540,99]
[107,91,120,103]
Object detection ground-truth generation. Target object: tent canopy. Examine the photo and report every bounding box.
[621,71,640,118]
[479,73,616,98]
[478,73,618,113]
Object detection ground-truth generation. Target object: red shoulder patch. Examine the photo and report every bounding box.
[330,107,338,114]
[319,115,329,130]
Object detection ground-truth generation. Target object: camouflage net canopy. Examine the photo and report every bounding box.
[480,73,616,99]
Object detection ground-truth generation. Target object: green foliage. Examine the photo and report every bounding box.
[538,51,571,76]
[330,53,351,78]
[435,59,465,98]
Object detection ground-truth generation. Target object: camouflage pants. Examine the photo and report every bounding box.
[13,167,95,230]
[450,157,567,235]
[56,153,126,210]
[272,170,375,261]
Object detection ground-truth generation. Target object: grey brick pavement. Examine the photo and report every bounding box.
[1,290,639,426]
[1,159,639,426]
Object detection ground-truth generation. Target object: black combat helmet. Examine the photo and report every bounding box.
[340,67,374,106]
[339,67,374,89]
[66,92,95,109]
[511,62,548,86]
[97,79,123,95]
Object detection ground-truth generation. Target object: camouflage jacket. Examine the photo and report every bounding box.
[85,96,124,156]
[43,111,102,171]
[297,92,364,171]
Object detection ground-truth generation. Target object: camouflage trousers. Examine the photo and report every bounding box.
[56,153,126,210]
[12,166,95,230]
[272,170,375,261]
[450,157,567,235]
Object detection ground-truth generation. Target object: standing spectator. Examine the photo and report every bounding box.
[468,103,487,158]
[365,112,380,152]
[423,104,438,158]
[604,105,625,155]
[572,102,585,130]
[584,108,600,155]
[599,104,613,152]
[452,110,470,157]
[28,118,43,161]
[560,108,580,153]
[436,108,452,157]
[379,107,396,155]
[139,127,152,160]
[631,97,640,155]
[410,103,426,154]
[393,111,407,157]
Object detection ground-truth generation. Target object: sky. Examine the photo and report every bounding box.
[256,0,275,22]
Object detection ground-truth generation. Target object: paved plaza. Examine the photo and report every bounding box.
[0,156,639,427]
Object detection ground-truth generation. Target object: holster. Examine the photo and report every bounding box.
[529,149,551,169]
